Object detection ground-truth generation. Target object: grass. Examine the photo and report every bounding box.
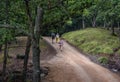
[117,49,120,55]
[63,28,120,55]
[98,57,108,64]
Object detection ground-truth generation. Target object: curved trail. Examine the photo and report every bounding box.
[42,37,120,82]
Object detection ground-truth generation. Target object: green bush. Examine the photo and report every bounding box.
[98,57,108,64]
[117,49,120,55]
[102,47,113,54]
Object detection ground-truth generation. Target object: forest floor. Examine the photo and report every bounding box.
[0,36,120,82]
[0,36,56,82]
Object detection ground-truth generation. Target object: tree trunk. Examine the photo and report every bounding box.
[2,0,9,81]
[0,45,2,51]
[92,16,96,27]
[23,0,33,82]
[2,40,8,82]
[112,26,115,35]
[111,26,115,35]
[24,1,43,82]
[82,16,85,29]
[111,21,115,35]
[118,22,120,31]
[106,22,111,30]
[23,36,31,82]
[93,20,96,27]
[32,6,43,82]
[103,20,106,28]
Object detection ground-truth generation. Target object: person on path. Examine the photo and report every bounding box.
[58,38,64,51]
[51,32,55,43]
[55,33,60,43]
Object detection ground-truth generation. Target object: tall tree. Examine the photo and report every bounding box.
[23,0,33,82]
[2,0,9,81]
[32,6,43,82]
[23,36,31,82]
[23,0,43,82]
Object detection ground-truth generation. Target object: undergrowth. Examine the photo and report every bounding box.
[63,28,120,55]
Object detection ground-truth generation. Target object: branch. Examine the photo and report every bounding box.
[0,24,30,36]
[47,0,64,10]
[0,24,16,29]
[24,0,33,23]
[24,0,34,36]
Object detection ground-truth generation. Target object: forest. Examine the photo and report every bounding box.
[0,0,120,82]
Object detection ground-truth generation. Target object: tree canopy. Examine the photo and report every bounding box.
[0,0,120,43]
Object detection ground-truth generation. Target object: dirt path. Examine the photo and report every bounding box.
[41,37,120,82]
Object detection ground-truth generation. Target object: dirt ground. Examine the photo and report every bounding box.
[41,37,120,82]
[0,37,56,82]
[0,36,120,82]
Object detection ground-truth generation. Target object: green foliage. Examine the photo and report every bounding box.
[117,49,120,55]
[83,8,90,17]
[40,0,93,34]
[98,57,108,64]
[66,18,73,25]
[0,28,14,45]
[63,28,120,55]
[1,0,120,36]
[102,47,113,54]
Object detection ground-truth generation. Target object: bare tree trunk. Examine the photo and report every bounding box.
[111,26,115,35]
[118,22,120,30]
[23,0,33,82]
[2,0,9,81]
[111,21,115,35]
[93,20,96,27]
[0,45,2,51]
[82,16,85,29]
[23,36,31,82]
[118,22,120,40]
[103,20,106,28]
[2,40,8,82]
[32,6,43,82]
[92,16,96,27]
[106,24,108,30]
[24,1,43,82]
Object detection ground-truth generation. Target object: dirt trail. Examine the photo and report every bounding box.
[41,37,120,82]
